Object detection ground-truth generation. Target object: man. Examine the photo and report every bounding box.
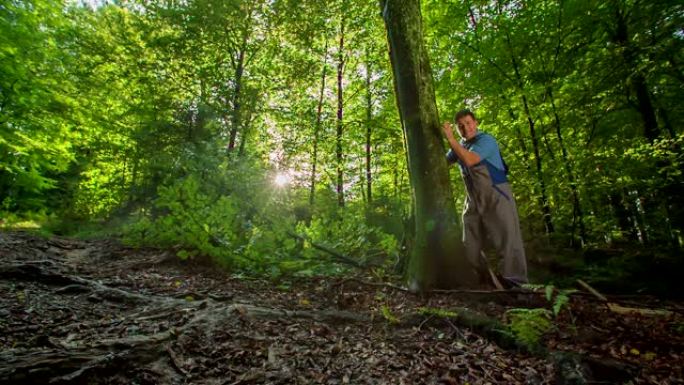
[443,109,528,286]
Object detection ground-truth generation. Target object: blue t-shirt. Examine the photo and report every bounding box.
[446,132,506,171]
[464,133,506,171]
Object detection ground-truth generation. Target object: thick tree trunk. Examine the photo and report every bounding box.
[380,0,478,291]
[336,12,345,208]
[310,40,329,206]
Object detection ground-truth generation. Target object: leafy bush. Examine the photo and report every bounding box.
[122,168,399,278]
[297,207,399,269]
[123,173,250,269]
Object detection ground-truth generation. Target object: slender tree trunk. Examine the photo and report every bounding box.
[228,31,249,152]
[365,50,373,205]
[611,4,660,143]
[633,75,659,142]
[548,89,586,246]
[524,96,554,235]
[610,3,673,246]
[505,29,554,234]
[633,191,649,244]
[310,40,329,206]
[237,107,254,156]
[381,0,478,291]
[128,156,138,205]
[336,11,345,208]
[121,150,127,197]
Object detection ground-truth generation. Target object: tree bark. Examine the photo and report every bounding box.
[336,10,345,208]
[227,43,246,152]
[611,3,660,143]
[310,40,329,206]
[228,16,252,153]
[548,89,586,246]
[365,49,373,205]
[380,0,478,291]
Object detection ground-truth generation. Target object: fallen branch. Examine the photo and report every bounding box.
[285,230,365,268]
[577,279,673,317]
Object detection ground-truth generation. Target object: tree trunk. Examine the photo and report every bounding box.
[336,11,345,208]
[365,49,373,205]
[608,192,638,243]
[611,3,660,143]
[549,89,586,246]
[506,30,554,234]
[228,30,249,152]
[633,74,659,143]
[237,106,254,157]
[310,40,329,206]
[380,0,478,291]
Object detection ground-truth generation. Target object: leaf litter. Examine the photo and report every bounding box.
[0,231,682,384]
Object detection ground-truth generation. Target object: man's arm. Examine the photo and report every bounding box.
[442,122,481,167]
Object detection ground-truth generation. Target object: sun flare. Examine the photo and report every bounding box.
[274,172,291,187]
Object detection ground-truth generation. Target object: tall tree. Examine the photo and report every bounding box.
[310,39,329,207]
[380,0,477,291]
[336,5,346,207]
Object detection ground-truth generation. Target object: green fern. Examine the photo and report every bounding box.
[543,285,576,316]
[506,308,552,348]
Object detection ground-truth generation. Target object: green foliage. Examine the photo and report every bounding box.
[123,172,251,269]
[0,211,51,233]
[380,304,400,325]
[121,160,399,277]
[505,308,553,349]
[521,283,575,316]
[543,285,576,317]
[297,207,399,269]
[1,0,682,293]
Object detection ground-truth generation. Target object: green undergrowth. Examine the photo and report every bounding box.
[0,211,54,238]
[504,308,553,350]
[119,172,400,278]
[501,283,576,351]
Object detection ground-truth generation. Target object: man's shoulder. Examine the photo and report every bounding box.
[476,132,497,140]
[473,132,499,146]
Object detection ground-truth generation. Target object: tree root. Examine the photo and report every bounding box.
[0,262,368,384]
[0,260,640,385]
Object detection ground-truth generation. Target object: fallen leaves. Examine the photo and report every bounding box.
[0,231,682,384]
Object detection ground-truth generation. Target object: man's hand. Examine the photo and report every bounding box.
[442,120,480,167]
[442,121,455,139]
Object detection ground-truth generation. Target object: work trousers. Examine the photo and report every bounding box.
[462,182,528,283]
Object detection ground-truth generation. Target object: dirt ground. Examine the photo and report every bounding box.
[1,231,682,384]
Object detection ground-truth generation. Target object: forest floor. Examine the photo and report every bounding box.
[1,231,683,385]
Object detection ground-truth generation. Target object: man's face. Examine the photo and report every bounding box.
[456,115,478,140]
